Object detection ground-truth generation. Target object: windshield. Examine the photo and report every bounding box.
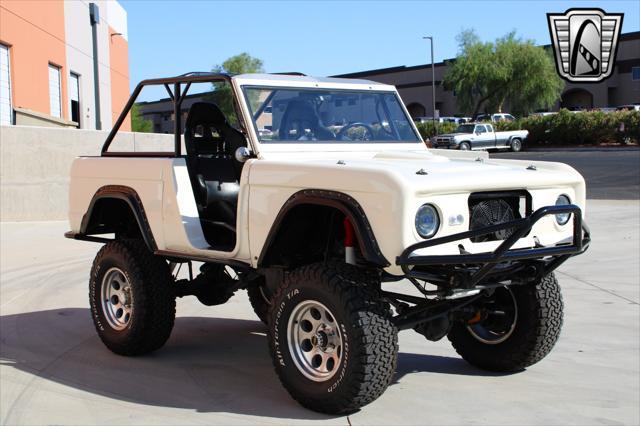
[456,124,475,133]
[242,87,421,143]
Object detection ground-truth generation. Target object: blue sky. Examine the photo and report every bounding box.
[121,0,639,91]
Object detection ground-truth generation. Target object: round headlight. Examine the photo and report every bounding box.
[555,195,571,225]
[415,204,440,238]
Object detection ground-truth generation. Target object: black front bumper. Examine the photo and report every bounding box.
[396,204,590,290]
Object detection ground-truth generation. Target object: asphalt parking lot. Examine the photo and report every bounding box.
[1,197,638,425]
[492,149,640,200]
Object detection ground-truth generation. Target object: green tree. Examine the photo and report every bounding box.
[131,103,152,133]
[444,30,563,117]
[212,52,264,75]
[443,30,497,117]
[211,53,264,125]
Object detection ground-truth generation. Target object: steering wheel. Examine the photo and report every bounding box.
[336,122,375,141]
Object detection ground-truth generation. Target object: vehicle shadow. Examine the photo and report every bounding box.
[0,308,501,419]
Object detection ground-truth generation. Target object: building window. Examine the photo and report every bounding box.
[632,67,640,81]
[69,73,80,127]
[48,64,62,118]
[0,44,12,125]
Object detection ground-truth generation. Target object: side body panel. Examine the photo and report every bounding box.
[68,157,252,263]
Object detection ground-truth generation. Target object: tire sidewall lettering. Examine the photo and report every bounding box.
[327,323,349,393]
[90,251,134,339]
[272,286,351,395]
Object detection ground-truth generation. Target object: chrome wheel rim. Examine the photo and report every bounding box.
[512,140,521,151]
[287,300,342,382]
[467,287,518,345]
[460,143,470,150]
[101,267,133,331]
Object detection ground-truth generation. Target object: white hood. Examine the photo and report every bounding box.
[253,147,584,196]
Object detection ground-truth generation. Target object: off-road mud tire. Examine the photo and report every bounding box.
[268,262,398,414]
[448,273,563,372]
[247,283,270,324]
[89,239,176,356]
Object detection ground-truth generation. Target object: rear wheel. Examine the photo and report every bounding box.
[510,138,523,152]
[247,282,271,324]
[89,240,176,356]
[268,262,397,414]
[448,273,563,372]
[459,141,471,151]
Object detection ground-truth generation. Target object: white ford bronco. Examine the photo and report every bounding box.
[66,73,590,414]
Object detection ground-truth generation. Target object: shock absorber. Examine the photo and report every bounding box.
[343,217,356,265]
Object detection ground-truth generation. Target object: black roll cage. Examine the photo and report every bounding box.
[101,72,248,157]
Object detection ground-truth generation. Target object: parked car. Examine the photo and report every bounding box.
[474,113,516,122]
[66,73,589,414]
[415,116,471,125]
[432,122,528,151]
[442,116,469,124]
[529,111,557,117]
[616,104,640,111]
[414,116,447,124]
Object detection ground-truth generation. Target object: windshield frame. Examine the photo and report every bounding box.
[240,85,422,145]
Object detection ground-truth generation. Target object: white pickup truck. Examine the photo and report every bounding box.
[433,123,529,152]
[66,72,589,414]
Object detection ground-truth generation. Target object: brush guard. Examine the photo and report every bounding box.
[396,204,591,295]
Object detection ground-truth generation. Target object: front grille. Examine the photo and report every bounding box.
[468,191,531,242]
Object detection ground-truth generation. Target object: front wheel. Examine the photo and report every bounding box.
[459,141,471,151]
[268,263,398,414]
[448,273,563,372]
[89,240,176,356]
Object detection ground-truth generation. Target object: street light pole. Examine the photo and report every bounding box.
[423,36,437,135]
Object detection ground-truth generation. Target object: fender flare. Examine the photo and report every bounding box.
[258,189,390,267]
[79,185,158,251]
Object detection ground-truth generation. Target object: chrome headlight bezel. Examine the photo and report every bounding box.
[555,194,571,225]
[415,203,440,239]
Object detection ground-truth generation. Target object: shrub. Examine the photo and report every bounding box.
[415,121,458,140]
[494,120,521,131]
[495,110,639,145]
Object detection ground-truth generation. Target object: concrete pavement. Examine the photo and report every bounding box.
[1,200,638,425]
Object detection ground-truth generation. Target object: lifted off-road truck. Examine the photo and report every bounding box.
[66,73,590,414]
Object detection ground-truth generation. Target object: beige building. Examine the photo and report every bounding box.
[335,31,640,118]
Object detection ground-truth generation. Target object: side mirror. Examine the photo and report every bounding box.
[235,146,252,163]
